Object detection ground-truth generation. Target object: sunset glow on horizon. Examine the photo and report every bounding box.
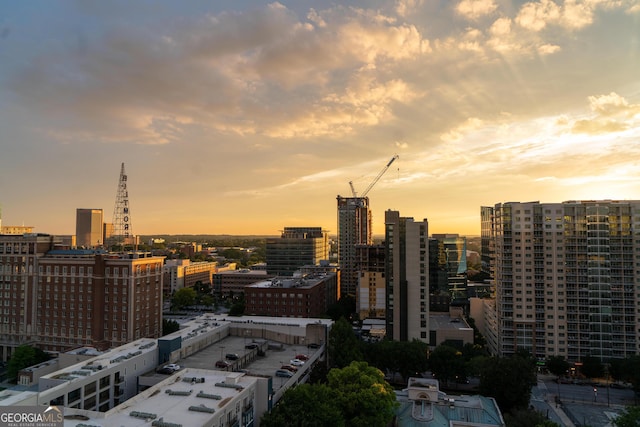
[1,1,639,237]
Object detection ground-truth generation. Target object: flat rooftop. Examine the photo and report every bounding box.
[64,368,258,427]
[429,314,473,331]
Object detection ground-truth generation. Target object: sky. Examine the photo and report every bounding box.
[1,0,639,237]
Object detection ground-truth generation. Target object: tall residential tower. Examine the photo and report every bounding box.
[385,210,430,343]
[483,200,640,361]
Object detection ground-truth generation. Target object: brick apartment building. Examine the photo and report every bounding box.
[0,233,164,360]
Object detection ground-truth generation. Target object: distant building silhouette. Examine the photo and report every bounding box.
[76,208,104,248]
[266,227,328,276]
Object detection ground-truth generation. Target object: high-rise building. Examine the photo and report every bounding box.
[429,234,468,311]
[356,244,386,320]
[0,234,63,360]
[337,196,371,297]
[37,250,164,352]
[0,232,164,360]
[76,209,104,248]
[385,210,429,343]
[482,200,640,361]
[266,227,328,276]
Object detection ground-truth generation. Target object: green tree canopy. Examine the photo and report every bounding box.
[261,362,397,427]
[228,293,245,316]
[546,355,570,379]
[478,354,537,414]
[362,339,428,385]
[326,295,356,321]
[429,344,466,386]
[328,317,363,368]
[260,383,344,427]
[327,361,399,427]
[581,356,605,379]
[172,287,197,310]
[162,319,180,336]
[7,345,50,382]
[613,406,640,427]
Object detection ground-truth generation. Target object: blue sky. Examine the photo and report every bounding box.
[1,0,639,236]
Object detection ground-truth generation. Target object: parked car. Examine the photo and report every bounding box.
[275,369,294,378]
[280,365,298,373]
[245,343,258,349]
[290,359,305,366]
[307,343,321,349]
[157,367,175,375]
[215,360,230,368]
[295,354,309,361]
[163,364,180,371]
[225,353,239,360]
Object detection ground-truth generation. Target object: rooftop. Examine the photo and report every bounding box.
[249,273,334,289]
[63,368,258,427]
[428,314,473,332]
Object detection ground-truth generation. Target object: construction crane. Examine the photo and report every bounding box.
[349,154,399,198]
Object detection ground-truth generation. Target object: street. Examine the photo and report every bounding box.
[531,375,636,427]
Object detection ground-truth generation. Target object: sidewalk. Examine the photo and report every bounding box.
[548,393,576,427]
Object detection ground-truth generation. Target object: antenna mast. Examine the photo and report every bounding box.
[110,163,134,249]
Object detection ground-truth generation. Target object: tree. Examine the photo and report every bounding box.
[7,345,50,382]
[547,355,570,379]
[479,354,537,414]
[172,287,196,310]
[328,317,363,368]
[162,319,180,336]
[363,339,428,384]
[581,356,604,379]
[546,355,570,402]
[261,383,344,427]
[229,292,245,316]
[326,295,356,321]
[327,361,398,427]
[429,344,466,386]
[613,406,640,427]
[261,362,397,427]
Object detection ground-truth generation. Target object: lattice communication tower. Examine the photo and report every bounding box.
[110,162,134,247]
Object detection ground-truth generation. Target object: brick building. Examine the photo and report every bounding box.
[0,233,164,359]
[244,273,338,318]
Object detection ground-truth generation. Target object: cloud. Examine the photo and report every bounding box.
[395,0,424,17]
[456,0,498,20]
[515,0,598,32]
[569,92,640,134]
[8,3,428,145]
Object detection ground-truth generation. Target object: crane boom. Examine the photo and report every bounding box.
[360,154,399,198]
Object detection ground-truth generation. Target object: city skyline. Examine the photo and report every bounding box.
[1,1,639,237]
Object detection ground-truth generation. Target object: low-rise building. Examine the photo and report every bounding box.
[395,377,505,426]
[163,259,219,294]
[212,269,273,297]
[245,273,338,318]
[428,309,474,348]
